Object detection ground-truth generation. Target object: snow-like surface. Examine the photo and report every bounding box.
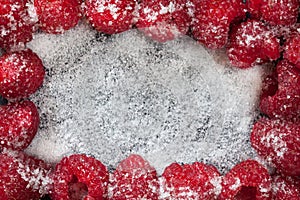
[26,22,264,174]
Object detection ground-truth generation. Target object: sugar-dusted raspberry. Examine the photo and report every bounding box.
[219,159,272,200]
[0,100,39,151]
[190,0,246,49]
[161,162,221,199]
[260,60,300,120]
[272,174,300,199]
[251,118,300,176]
[227,19,280,68]
[260,0,299,26]
[109,154,159,199]
[245,0,262,19]
[52,154,109,199]
[0,150,53,200]
[0,0,36,50]
[34,0,81,34]
[0,49,45,100]
[283,32,300,68]
[85,0,137,35]
[136,0,191,42]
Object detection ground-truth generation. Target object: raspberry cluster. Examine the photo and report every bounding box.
[0,0,299,199]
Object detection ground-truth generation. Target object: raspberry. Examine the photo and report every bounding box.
[219,159,272,200]
[85,0,137,35]
[161,162,221,199]
[283,32,300,68]
[109,154,159,199]
[251,118,300,176]
[0,49,45,100]
[260,0,299,26]
[52,154,109,199]
[136,0,191,42]
[0,0,35,50]
[0,100,39,151]
[0,150,52,200]
[227,19,280,68]
[34,0,81,34]
[245,0,263,19]
[272,174,300,199]
[190,0,246,49]
[260,60,300,120]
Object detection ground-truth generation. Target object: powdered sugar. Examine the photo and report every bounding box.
[25,22,264,174]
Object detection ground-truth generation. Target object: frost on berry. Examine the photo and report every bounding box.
[161,162,221,199]
[227,19,280,68]
[34,0,81,34]
[0,151,52,200]
[251,118,300,176]
[85,0,137,34]
[260,60,300,120]
[190,0,246,49]
[0,49,45,100]
[283,32,300,68]
[272,174,300,199]
[0,0,36,50]
[0,100,39,151]
[52,154,109,199]
[109,154,159,199]
[136,0,191,42]
[219,159,272,200]
[260,0,299,26]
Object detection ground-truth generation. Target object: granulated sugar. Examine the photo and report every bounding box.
[26,23,264,174]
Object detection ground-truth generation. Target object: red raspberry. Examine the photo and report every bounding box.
[34,0,81,34]
[260,0,299,26]
[136,0,191,42]
[52,154,109,199]
[0,100,39,151]
[85,0,137,35]
[161,162,221,199]
[260,60,300,120]
[245,0,263,19]
[0,49,45,100]
[251,118,300,176]
[219,159,272,200]
[0,150,53,200]
[0,0,35,50]
[272,174,300,199]
[109,154,159,199]
[227,19,280,68]
[190,0,246,49]
[283,32,300,68]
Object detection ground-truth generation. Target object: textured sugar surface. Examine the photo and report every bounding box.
[26,22,263,174]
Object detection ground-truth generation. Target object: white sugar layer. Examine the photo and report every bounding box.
[26,25,263,174]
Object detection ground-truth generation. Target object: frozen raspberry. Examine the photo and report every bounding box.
[0,0,36,50]
[245,0,262,19]
[161,162,221,199]
[0,49,45,100]
[219,159,272,200]
[272,174,300,199]
[109,154,159,199]
[0,150,53,200]
[190,0,246,49]
[227,19,280,68]
[0,100,39,151]
[260,0,299,26]
[260,60,300,120]
[34,0,81,34]
[283,32,300,68]
[136,0,191,42]
[251,118,300,176]
[52,154,109,199]
[85,0,137,35]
